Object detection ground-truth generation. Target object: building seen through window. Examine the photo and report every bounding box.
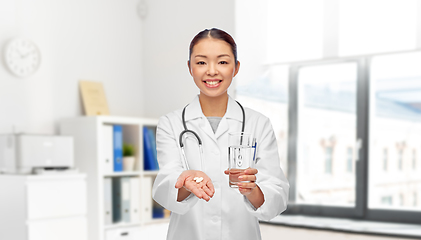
[236,53,421,211]
[346,147,353,173]
[383,148,388,171]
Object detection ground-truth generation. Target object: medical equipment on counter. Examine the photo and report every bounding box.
[0,134,74,174]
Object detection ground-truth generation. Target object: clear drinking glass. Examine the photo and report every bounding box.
[228,132,254,188]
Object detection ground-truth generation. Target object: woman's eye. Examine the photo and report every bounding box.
[197,61,206,65]
[219,61,228,64]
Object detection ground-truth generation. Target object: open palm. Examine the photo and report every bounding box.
[175,170,215,201]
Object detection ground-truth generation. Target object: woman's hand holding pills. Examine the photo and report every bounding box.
[175,170,215,202]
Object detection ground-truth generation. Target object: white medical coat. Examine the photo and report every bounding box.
[152,95,289,240]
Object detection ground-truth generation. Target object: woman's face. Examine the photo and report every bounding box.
[188,38,240,99]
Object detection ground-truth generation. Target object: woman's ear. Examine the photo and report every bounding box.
[233,61,240,77]
[187,60,193,76]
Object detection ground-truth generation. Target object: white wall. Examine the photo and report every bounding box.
[0,0,143,134]
[0,0,236,134]
[141,0,236,118]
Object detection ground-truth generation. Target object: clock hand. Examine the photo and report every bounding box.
[22,50,36,58]
[16,50,25,58]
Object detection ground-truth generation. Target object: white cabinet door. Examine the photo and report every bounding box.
[26,179,86,220]
[28,217,87,240]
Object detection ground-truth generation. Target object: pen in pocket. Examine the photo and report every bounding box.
[252,138,257,163]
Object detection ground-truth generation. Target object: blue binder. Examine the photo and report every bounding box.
[143,127,158,170]
[147,127,159,170]
[113,125,123,172]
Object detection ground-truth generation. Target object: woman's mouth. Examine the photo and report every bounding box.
[203,80,222,88]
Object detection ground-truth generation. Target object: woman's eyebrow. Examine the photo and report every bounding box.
[194,54,231,58]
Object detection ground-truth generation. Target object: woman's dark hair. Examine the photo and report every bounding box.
[189,28,238,66]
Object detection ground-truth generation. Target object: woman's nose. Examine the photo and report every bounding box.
[207,63,218,76]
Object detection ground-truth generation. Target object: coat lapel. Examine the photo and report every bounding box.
[215,96,244,139]
[184,96,218,144]
[184,95,244,142]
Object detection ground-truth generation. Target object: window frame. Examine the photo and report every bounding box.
[285,52,421,224]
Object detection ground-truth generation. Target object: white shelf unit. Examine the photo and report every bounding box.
[59,116,167,240]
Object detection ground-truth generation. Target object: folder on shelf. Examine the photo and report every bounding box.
[121,177,131,223]
[153,206,164,219]
[103,125,114,174]
[143,127,158,170]
[147,127,159,170]
[104,178,113,225]
[141,176,152,223]
[113,125,123,172]
[112,177,122,222]
[130,177,140,223]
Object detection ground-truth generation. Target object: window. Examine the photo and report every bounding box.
[383,149,388,171]
[398,149,404,171]
[236,65,289,173]
[414,192,418,207]
[399,194,405,206]
[293,61,357,208]
[236,0,421,224]
[381,196,393,206]
[325,147,333,174]
[346,147,353,173]
[369,52,421,213]
[413,149,417,170]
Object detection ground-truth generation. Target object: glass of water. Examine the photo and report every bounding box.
[228,132,254,188]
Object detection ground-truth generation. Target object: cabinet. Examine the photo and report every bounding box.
[0,174,87,240]
[59,116,167,240]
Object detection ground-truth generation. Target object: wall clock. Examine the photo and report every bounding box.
[4,38,41,78]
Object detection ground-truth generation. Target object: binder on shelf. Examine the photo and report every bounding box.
[103,125,114,174]
[141,176,152,223]
[113,125,123,172]
[104,178,112,225]
[153,207,164,219]
[112,177,122,222]
[130,177,140,223]
[143,127,159,170]
[121,177,131,223]
[112,177,131,223]
[147,127,159,169]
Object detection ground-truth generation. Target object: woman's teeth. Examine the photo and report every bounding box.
[205,81,220,85]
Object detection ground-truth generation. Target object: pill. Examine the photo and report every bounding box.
[194,177,203,183]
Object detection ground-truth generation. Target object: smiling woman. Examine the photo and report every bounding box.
[151,28,289,240]
[188,37,240,114]
[187,29,240,116]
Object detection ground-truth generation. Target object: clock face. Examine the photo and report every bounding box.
[4,38,41,77]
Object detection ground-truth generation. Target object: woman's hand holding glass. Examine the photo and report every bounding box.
[175,170,215,202]
[224,168,258,195]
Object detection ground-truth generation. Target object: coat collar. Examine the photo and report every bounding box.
[184,95,243,123]
[183,95,244,141]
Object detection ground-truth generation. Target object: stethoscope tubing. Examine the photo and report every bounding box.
[179,100,245,170]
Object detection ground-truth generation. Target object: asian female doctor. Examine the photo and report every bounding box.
[152,28,289,240]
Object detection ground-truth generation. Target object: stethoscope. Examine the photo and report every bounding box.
[178,101,246,170]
